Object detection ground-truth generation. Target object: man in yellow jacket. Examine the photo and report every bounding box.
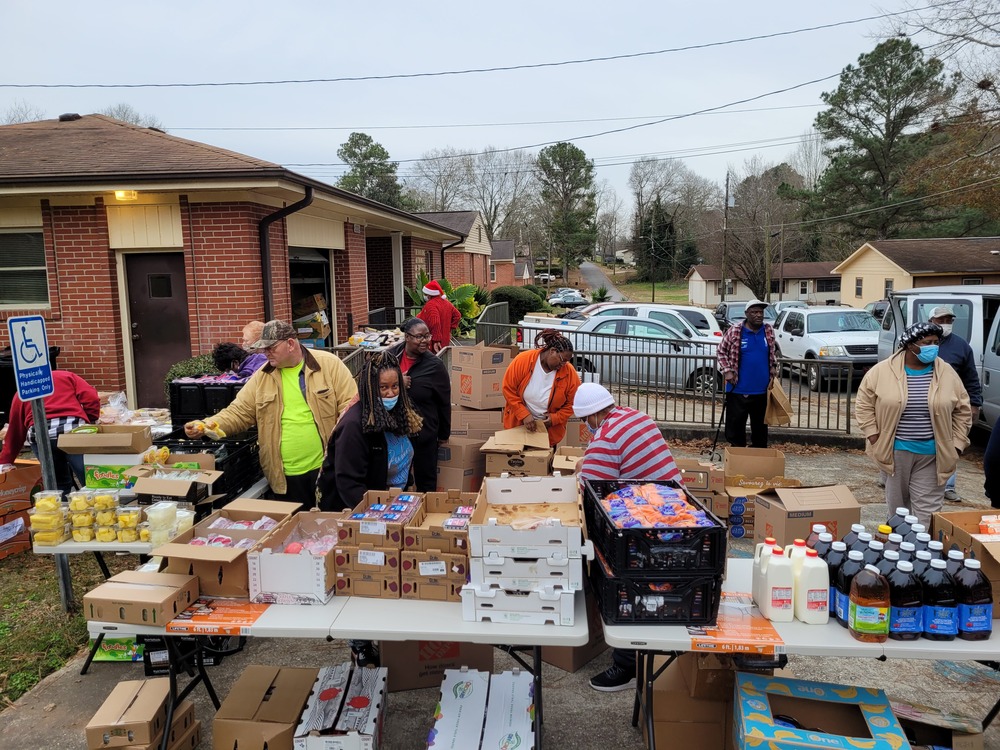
[185,320,357,505]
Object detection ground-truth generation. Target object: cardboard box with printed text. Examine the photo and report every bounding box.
[450,344,512,410]
[752,485,860,545]
[380,640,494,692]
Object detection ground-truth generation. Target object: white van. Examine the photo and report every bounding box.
[878,285,1000,427]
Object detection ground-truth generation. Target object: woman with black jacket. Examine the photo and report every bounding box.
[389,318,452,492]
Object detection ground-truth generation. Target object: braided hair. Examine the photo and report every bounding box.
[358,351,423,436]
[534,328,574,354]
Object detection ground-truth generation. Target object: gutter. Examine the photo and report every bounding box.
[441,236,465,279]
[259,186,314,319]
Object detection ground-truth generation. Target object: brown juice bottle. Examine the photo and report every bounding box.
[849,564,890,643]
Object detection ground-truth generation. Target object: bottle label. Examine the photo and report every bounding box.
[959,603,993,632]
[770,587,792,610]
[835,590,848,620]
[806,588,828,611]
[889,606,922,633]
[849,602,889,634]
[924,605,959,635]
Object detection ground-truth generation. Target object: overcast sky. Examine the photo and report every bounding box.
[4,1,924,208]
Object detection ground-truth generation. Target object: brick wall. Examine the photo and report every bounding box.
[366,237,393,313]
[332,224,369,339]
[490,262,515,289]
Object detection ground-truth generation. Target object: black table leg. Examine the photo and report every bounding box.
[92,551,111,579]
[80,633,104,675]
[632,651,677,750]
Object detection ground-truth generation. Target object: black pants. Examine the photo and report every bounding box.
[269,468,319,508]
[612,647,636,672]
[410,436,439,493]
[724,392,768,448]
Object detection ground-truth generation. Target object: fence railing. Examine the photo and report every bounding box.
[474,302,512,346]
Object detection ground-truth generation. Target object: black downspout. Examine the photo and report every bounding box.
[258,186,314,320]
[440,235,464,280]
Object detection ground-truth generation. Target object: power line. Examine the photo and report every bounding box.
[0,5,947,89]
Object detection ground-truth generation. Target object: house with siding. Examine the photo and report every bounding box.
[410,210,492,288]
[833,238,1000,306]
[489,238,530,289]
[0,114,461,407]
[686,262,842,307]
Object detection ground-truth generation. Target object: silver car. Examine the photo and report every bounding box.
[571,316,721,395]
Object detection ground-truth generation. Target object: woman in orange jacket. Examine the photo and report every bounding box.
[502,329,581,446]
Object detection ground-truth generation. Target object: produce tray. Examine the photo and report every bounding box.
[590,547,722,626]
[583,479,726,578]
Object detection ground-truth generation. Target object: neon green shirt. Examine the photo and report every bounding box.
[279,362,324,475]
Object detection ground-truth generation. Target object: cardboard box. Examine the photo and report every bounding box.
[0,510,30,562]
[450,344,512,409]
[401,549,468,581]
[753,485,861,545]
[125,457,222,505]
[84,454,142,490]
[469,552,584,591]
[481,426,553,476]
[294,310,332,340]
[248,511,342,604]
[541,585,607,673]
[85,678,170,748]
[294,663,387,750]
[163,719,201,750]
[931,509,1000,617]
[380,640,494,692]
[480,670,535,750]
[468,475,587,559]
[436,437,485,492]
[215,665,318,750]
[333,544,402,575]
[83,571,199,627]
[724,447,800,489]
[552,446,585,475]
[558,419,591,447]
[116,700,195,750]
[0,460,42,515]
[436,466,483,493]
[677,458,726,495]
[682,653,774,702]
[401,575,462,601]
[449,408,503,441]
[734,673,910,750]
[637,654,729,750]
[460,584,576,625]
[292,292,328,319]
[155,498,298,598]
[58,425,152,455]
[427,669,490,747]
[892,699,984,750]
[334,571,400,598]
[334,489,425,548]
[402,489,475,553]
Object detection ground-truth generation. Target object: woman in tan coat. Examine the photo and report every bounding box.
[855,321,972,527]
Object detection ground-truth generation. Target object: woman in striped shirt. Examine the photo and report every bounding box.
[856,322,972,527]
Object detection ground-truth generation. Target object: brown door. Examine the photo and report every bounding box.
[125,253,191,407]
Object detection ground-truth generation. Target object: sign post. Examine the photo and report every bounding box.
[6,316,73,610]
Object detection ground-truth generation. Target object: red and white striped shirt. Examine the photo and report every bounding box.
[577,406,680,482]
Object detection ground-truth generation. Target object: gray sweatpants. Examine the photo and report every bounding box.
[885,451,944,529]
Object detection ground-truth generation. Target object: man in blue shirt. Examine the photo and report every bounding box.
[716,299,779,448]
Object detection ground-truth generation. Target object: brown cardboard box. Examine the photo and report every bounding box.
[0,510,30,561]
[334,570,400,598]
[450,344,512,410]
[293,310,331,340]
[58,425,153,455]
[292,292,327,318]
[682,653,773,702]
[449,408,503,441]
[0,460,42,516]
[403,489,476,553]
[541,585,607,673]
[558,419,591,447]
[436,465,484,493]
[85,678,170,748]
[121,700,195,750]
[677,458,726,495]
[83,571,199,627]
[401,549,469,581]
[335,489,425,548]
[380,640,494,692]
[892,699,985,750]
[125,456,222,505]
[552,446,586,475]
[400,575,462,601]
[482,426,553,476]
[637,654,729,750]
[333,544,402,574]
[931,509,1000,617]
[436,437,486,492]
[154,498,298,598]
[753,485,861,545]
[214,665,317,750]
[723,447,800,489]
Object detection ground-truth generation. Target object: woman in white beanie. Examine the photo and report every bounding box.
[573,382,681,692]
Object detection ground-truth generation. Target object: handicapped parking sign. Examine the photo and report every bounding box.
[7,315,54,401]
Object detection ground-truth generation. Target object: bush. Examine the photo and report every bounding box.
[163,354,219,398]
[522,284,548,301]
[490,286,548,323]
[590,285,611,303]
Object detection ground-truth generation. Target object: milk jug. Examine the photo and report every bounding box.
[794,548,829,624]
[753,536,778,607]
[763,547,794,622]
[785,538,808,578]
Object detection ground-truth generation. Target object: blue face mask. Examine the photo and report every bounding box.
[916,344,939,364]
[381,396,399,410]
[585,417,602,435]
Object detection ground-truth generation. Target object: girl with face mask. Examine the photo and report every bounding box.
[855,322,972,527]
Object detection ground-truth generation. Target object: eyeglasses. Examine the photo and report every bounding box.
[406,332,432,341]
[263,339,289,353]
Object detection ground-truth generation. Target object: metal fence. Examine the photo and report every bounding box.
[474,302,512,346]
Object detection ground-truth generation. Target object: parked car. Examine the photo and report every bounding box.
[664,304,725,337]
[548,290,588,308]
[773,307,880,391]
[864,299,890,321]
[772,300,809,314]
[713,301,777,330]
[572,316,721,395]
[518,302,721,344]
[586,303,719,343]
[534,272,554,282]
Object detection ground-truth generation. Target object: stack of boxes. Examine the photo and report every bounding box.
[58,425,153,495]
[1,461,42,560]
[722,448,799,540]
[292,292,331,347]
[481,425,553,478]
[85,679,201,750]
[583,479,726,626]
[461,475,589,626]
[400,490,477,602]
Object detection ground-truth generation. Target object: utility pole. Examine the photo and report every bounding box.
[763,213,771,303]
[778,224,785,301]
[650,203,657,303]
[721,171,729,303]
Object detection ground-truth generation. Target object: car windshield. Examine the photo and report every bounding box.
[806,311,879,333]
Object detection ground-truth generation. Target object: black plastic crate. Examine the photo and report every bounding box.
[583,479,726,578]
[590,547,722,625]
[154,430,262,498]
[169,381,244,427]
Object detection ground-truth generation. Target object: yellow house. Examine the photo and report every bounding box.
[833,238,1000,306]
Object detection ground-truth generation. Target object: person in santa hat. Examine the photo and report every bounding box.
[417,280,461,353]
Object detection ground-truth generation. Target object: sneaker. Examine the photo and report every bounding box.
[944,489,961,502]
[589,663,636,692]
[351,641,380,668]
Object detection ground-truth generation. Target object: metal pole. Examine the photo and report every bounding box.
[778,226,785,301]
[650,204,657,303]
[32,399,74,611]
[721,171,729,303]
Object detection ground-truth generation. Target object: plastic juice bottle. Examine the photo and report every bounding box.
[875,524,893,543]
[842,523,866,549]
[946,549,966,577]
[753,537,779,607]
[851,532,873,555]
[913,532,931,552]
[836,551,866,628]
[863,540,885,567]
[794,549,830,624]
[887,560,923,641]
[911,550,933,579]
[927,540,945,560]
[876,549,900,578]
[921,559,959,641]
[763,547,795,622]
[897,541,916,563]
[813,532,833,560]
[849,564,890,643]
[785,538,808,578]
[907,523,927,545]
[904,514,920,533]
[825,542,849,612]
[887,507,910,532]
[806,524,827,549]
[956,559,993,641]
[884,533,903,552]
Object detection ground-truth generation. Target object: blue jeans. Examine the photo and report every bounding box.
[946,470,957,491]
[30,438,84,494]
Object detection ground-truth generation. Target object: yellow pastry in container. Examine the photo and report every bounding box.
[73,526,96,543]
[116,507,141,528]
[93,492,119,510]
[33,525,70,546]
[116,525,139,543]
[33,494,63,512]
[138,523,151,542]
[71,510,95,528]
[29,509,66,530]
[95,526,117,543]
[148,525,176,545]
[95,509,117,527]
[67,491,94,511]
[175,509,195,533]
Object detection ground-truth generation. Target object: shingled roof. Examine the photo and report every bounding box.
[864,238,1000,274]
[410,211,478,235]
[687,262,837,281]
[490,239,515,262]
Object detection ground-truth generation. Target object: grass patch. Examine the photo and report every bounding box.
[0,549,135,707]
[615,279,689,304]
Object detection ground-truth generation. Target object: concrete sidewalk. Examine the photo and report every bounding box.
[2,448,999,749]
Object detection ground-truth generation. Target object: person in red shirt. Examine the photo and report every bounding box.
[416,280,461,353]
[0,369,100,492]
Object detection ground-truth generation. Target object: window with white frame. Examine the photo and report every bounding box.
[490,264,496,282]
[799,280,808,295]
[963,277,983,285]
[855,277,863,298]
[0,231,48,307]
[884,278,894,298]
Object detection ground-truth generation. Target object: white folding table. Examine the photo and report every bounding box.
[602,558,1000,750]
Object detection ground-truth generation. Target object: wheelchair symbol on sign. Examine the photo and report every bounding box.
[18,324,43,364]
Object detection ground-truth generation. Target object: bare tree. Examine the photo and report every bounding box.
[405,147,470,211]
[2,98,45,124]
[461,147,538,240]
[99,103,165,130]
[594,181,626,264]
[788,127,829,191]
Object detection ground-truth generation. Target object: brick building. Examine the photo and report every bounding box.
[410,211,492,288]
[0,115,461,407]
[487,239,530,289]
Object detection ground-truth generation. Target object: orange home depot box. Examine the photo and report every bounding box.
[380,640,494,692]
[450,344,512,410]
[0,459,38,561]
[559,419,591,448]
